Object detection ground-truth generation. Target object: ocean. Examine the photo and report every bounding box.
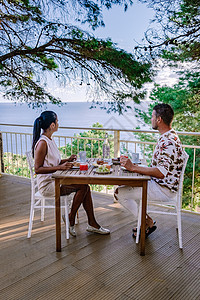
[0,102,149,131]
[0,102,149,154]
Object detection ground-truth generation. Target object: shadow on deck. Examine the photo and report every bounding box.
[0,174,200,300]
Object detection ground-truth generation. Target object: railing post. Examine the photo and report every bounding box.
[114,130,120,158]
[191,148,196,211]
[0,132,4,173]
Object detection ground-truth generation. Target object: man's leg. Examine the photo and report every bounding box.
[114,184,157,236]
[114,185,141,216]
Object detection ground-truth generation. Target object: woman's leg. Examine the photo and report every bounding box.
[60,184,100,228]
[82,185,101,228]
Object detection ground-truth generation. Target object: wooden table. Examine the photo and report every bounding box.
[52,160,150,256]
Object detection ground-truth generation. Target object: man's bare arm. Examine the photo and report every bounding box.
[120,157,164,179]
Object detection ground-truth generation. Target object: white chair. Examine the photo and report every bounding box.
[26,151,75,239]
[136,150,189,248]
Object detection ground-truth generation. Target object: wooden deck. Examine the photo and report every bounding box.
[0,174,200,300]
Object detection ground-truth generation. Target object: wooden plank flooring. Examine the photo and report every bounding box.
[0,174,200,300]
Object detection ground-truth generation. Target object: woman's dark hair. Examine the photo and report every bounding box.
[32,111,57,157]
[153,103,174,126]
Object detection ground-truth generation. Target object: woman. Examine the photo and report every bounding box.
[32,111,110,237]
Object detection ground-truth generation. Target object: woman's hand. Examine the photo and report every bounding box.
[68,154,77,162]
[59,161,74,170]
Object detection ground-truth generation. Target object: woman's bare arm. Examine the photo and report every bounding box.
[60,154,77,164]
[34,140,73,174]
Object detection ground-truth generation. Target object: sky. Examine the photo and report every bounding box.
[46,2,178,102]
[0,1,178,103]
[92,2,154,51]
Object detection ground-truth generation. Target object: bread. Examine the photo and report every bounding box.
[73,161,80,167]
[97,159,104,165]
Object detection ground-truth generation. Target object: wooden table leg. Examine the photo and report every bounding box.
[55,178,61,252]
[140,181,148,256]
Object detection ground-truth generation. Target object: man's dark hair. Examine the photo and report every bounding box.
[153,103,174,126]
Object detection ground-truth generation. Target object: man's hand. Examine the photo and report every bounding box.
[59,161,74,170]
[120,156,164,179]
[120,157,136,172]
[68,155,77,162]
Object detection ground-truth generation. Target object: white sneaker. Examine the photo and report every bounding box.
[86,225,110,235]
[69,226,76,237]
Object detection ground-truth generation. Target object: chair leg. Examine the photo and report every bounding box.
[27,203,35,238]
[41,198,45,221]
[65,198,70,240]
[136,200,142,244]
[177,206,183,249]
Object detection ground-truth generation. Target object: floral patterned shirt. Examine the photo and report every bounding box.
[151,129,184,192]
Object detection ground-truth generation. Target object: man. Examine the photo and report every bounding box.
[114,103,184,237]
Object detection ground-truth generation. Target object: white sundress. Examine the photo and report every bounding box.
[35,135,61,197]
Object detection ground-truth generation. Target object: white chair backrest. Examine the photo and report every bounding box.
[178,150,189,192]
[176,150,189,205]
[26,151,38,194]
[26,151,34,176]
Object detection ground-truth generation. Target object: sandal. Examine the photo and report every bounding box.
[132,220,156,233]
[132,225,157,239]
[145,225,157,238]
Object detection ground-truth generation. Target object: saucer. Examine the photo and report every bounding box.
[121,166,134,172]
[132,160,141,164]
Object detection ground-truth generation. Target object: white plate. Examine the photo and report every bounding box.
[71,166,80,169]
[121,166,133,172]
[92,163,99,167]
[121,164,146,171]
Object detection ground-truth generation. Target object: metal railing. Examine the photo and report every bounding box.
[0,124,199,212]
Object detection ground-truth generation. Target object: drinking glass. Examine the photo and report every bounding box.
[120,153,128,160]
[79,151,86,162]
[80,163,88,173]
[132,153,139,163]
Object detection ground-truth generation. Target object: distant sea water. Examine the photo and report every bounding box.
[0,101,150,131]
[0,102,150,153]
